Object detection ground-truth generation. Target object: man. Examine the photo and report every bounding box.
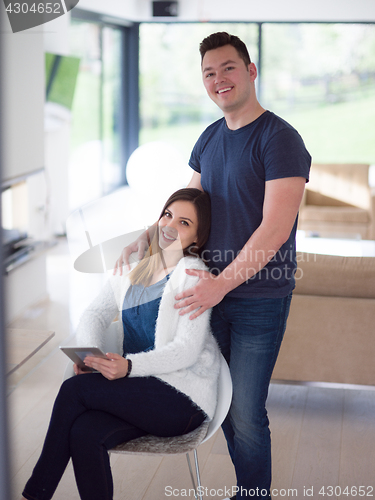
[116,32,311,499]
[173,33,311,499]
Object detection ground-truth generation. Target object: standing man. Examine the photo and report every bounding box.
[174,32,311,499]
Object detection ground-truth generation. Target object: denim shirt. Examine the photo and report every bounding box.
[122,274,169,356]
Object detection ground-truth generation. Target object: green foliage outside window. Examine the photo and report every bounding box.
[140,23,375,165]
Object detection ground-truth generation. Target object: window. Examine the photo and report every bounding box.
[68,19,124,210]
[139,22,375,165]
[261,23,375,163]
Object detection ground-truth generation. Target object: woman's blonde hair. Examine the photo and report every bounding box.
[129,188,211,286]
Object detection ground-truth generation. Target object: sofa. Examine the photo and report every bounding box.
[272,251,375,386]
[298,163,375,239]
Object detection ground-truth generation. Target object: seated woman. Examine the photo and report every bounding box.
[21,188,221,500]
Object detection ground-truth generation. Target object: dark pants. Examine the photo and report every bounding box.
[211,293,292,499]
[22,373,205,500]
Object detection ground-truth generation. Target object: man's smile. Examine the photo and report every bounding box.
[217,87,233,94]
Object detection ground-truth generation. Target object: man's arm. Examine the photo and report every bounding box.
[175,176,307,319]
[113,223,156,275]
[187,171,203,191]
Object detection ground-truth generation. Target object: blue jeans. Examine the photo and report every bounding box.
[22,374,205,500]
[211,293,292,499]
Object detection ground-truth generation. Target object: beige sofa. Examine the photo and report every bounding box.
[298,163,375,239]
[272,251,375,386]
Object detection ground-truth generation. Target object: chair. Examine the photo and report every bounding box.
[62,323,233,500]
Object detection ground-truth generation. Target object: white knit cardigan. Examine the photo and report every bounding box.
[76,256,221,420]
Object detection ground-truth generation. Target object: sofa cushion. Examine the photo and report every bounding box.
[273,294,375,385]
[300,206,370,224]
[295,252,375,298]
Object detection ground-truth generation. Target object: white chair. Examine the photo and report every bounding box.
[62,323,232,500]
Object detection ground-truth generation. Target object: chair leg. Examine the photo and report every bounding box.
[193,449,203,500]
[185,450,203,500]
[186,452,198,499]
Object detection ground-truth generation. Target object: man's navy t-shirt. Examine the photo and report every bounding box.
[189,111,311,298]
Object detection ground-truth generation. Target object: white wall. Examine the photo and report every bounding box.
[77,0,140,21]
[44,12,71,55]
[76,0,375,23]
[0,11,44,185]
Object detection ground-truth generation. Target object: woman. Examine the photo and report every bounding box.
[22,188,220,500]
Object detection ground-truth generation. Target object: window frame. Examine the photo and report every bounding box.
[71,9,140,189]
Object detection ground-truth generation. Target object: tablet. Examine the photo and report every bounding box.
[60,346,108,371]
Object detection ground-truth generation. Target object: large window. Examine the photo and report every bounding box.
[68,19,124,210]
[139,22,375,165]
[261,23,375,163]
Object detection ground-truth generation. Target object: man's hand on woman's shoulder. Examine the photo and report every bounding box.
[174,269,225,320]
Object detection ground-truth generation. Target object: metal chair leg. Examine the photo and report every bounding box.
[193,449,203,500]
[186,449,204,500]
[186,452,198,500]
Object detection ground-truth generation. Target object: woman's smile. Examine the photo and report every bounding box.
[161,228,177,244]
[158,200,198,253]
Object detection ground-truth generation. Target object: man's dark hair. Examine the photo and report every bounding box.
[199,32,251,67]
